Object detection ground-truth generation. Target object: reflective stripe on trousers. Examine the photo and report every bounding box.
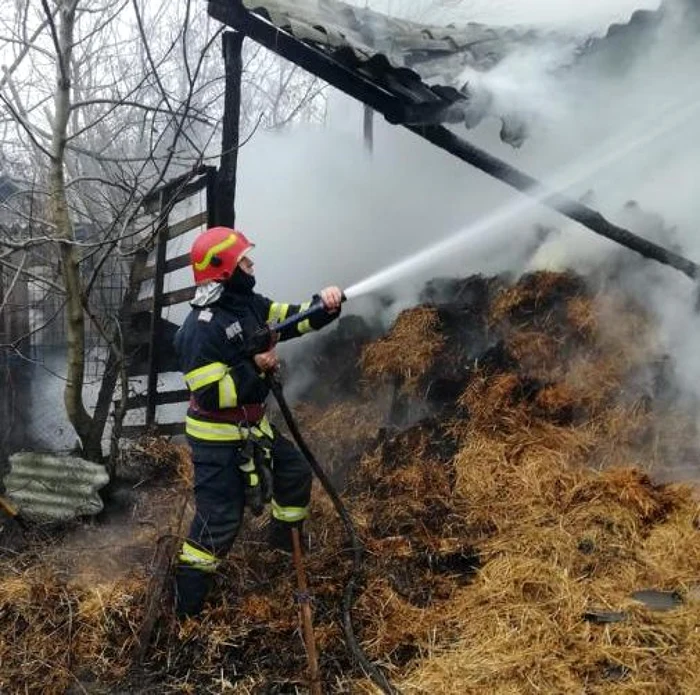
[179,540,219,572]
[271,498,308,523]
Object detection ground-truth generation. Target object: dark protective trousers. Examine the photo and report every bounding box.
[175,427,312,616]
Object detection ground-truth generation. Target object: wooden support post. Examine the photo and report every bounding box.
[4,274,31,453]
[363,105,374,153]
[0,272,7,465]
[206,167,218,229]
[292,527,322,695]
[214,31,244,228]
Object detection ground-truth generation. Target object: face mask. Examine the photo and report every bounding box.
[224,265,256,293]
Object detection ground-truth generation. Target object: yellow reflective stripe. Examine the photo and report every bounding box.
[218,373,238,408]
[179,541,219,572]
[297,302,313,335]
[239,460,256,473]
[186,417,247,441]
[267,302,289,324]
[185,362,228,391]
[253,417,274,439]
[193,234,238,272]
[271,499,308,523]
[250,473,260,486]
[185,415,273,443]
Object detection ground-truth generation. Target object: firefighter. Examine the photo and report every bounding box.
[173,226,342,617]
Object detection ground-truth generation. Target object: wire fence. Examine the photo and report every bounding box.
[0,253,129,476]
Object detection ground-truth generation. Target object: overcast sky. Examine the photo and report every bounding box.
[350,0,662,31]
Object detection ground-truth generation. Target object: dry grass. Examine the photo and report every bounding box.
[361,307,445,394]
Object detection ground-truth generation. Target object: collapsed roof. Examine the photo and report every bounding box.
[212,0,699,146]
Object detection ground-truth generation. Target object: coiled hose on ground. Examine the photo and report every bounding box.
[268,375,399,695]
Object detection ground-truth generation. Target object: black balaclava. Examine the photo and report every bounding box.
[223,265,256,295]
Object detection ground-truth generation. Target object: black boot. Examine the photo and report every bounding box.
[174,566,214,618]
[267,519,307,554]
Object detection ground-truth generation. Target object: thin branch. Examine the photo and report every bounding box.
[0,8,58,90]
[0,256,65,294]
[0,253,27,315]
[0,92,53,159]
[40,0,68,89]
[69,98,214,125]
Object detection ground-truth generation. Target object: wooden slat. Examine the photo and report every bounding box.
[171,177,210,206]
[119,389,189,411]
[141,166,214,214]
[168,211,207,240]
[121,422,185,438]
[164,252,193,275]
[129,286,195,314]
[134,252,192,283]
[161,286,196,307]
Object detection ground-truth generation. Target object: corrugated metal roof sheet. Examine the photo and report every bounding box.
[238,0,561,144]
[243,0,547,68]
[215,0,687,145]
[5,453,109,522]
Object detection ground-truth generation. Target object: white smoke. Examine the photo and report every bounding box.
[235,3,699,414]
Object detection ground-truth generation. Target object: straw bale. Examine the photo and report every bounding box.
[505,330,562,377]
[642,500,700,585]
[361,307,444,393]
[566,294,599,337]
[0,574,33,606]
[293,397,385,479]
[534,383,579,423]
[565,468,678,525]
[489,270,587,326]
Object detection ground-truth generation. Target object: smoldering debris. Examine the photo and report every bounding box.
[2,270,700,694]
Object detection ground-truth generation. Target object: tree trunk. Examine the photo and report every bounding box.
[50,2,94,451]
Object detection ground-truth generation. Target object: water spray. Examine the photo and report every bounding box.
[343,87,700,300]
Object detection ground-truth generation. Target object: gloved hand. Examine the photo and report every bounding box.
[239,442,273,517]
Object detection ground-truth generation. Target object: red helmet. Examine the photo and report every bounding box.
[190,227,254,285]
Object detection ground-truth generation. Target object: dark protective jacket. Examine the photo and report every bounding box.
[174,284,338,445]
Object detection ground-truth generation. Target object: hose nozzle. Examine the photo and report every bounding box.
[247,290,348,356]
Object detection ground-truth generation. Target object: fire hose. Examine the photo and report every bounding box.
[253,294,399,695]
[268,376,398,695]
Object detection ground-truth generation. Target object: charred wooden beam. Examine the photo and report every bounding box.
[408,124,700,280]
[214,31,244,227]
[208,1,406,123]
[145,190,170,428]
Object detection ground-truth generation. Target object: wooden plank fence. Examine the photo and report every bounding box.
[119,166,217,438]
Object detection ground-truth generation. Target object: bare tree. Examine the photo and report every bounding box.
[0,0,326,461]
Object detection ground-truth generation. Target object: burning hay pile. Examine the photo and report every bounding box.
[2,270,700,693]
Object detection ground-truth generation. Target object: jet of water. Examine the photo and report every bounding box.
[345,87,700,300]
